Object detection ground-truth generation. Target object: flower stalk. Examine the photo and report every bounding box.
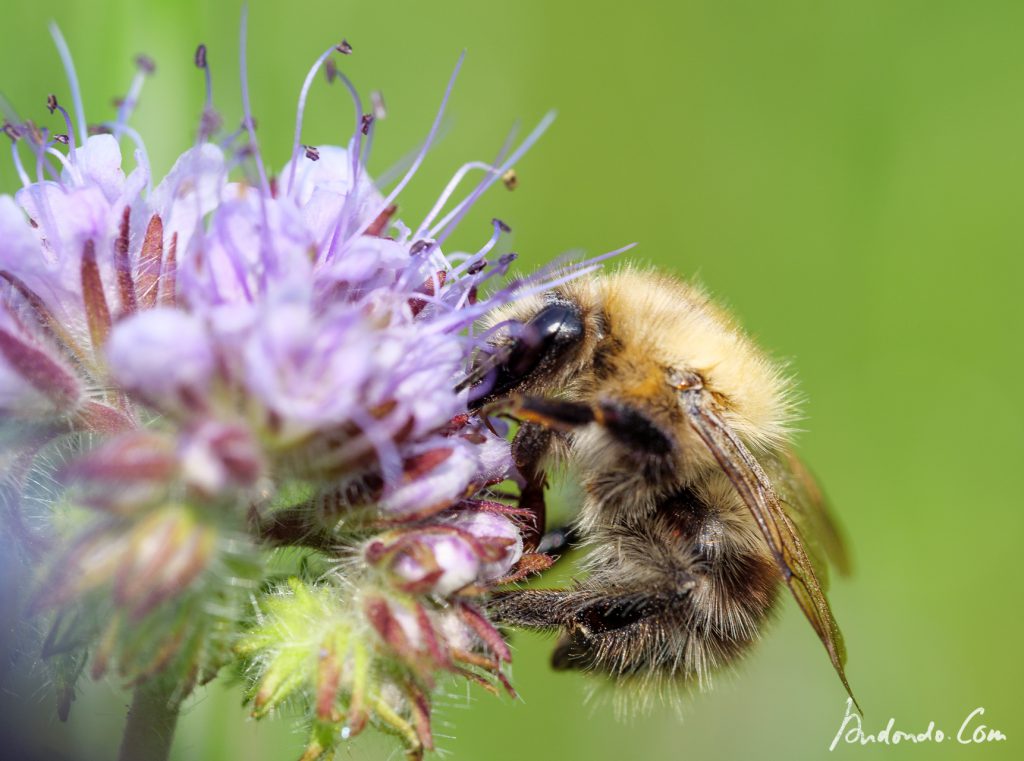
[118,679,180,761]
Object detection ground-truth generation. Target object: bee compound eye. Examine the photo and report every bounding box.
[489,302,584,397]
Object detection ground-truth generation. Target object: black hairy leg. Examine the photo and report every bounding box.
[511,422,551,551]
[488,586,694,675]
[492,396,673,456]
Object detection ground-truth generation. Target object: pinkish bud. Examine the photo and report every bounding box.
[63,430,177,513]
[367,528,480,596]
[179,421,263,496]
[0,324,82,416]
[444,510,523,582]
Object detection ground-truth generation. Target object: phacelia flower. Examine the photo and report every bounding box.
[0,14,624,761]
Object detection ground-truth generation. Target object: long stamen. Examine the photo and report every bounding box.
[9,141,31,187]
[47,95,78,159]
[238,7,272,202]
[194,44,221,143]
[431,111,556,246]
[437,245,636,338]
[431,121,518,241]
[31,127,49,184]
[323,69,367,261]
[285,45,338,197]
[113,55,155,137]
[49,23,87,148]
[344,52,465,246]
[45,146,78,184]
[416,162,498,238]
[237,6,275,277]
[27,127,64,184]
[196,44,213,110]
[450,219,508,278]
[361,89,385,169]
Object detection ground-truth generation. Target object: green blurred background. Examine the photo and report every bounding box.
[2,1,1022,759]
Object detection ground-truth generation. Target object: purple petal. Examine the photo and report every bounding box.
[445,510,523,581]
[67,134,126,202]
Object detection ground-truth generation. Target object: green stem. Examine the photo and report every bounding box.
[118,680,180,761]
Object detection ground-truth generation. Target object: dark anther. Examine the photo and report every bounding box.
[112,97,126,108]
[324,58,338,83]
[54,134,69,145]
[2,122,19,143]
[135,54,156,74]
[492,218,511,234]
[360,113,374,135]
[194,44,208,69]
[467,260,488,276]
[88,125,113,136]
[498,253,517,267]
[409,240,433,256]
[371,91,387,120]
[46,94,58,114]
[336,39,353,55]
[303,145,320,161]
[502,168,518,190]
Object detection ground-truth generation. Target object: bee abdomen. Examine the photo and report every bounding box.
[554,500,781,682]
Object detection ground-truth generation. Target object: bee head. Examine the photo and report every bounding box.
[469,294,592,407]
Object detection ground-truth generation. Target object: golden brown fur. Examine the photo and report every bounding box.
[483,268,850,698]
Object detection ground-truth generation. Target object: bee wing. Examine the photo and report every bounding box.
[679,386,858,710]
[766,451,851,578]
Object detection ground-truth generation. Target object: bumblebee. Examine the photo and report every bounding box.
[471,269,855,704]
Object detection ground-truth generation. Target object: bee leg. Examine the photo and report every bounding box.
[511,423,552,551]
[550,590,685,673]
[490,587,686,673]
[511,422,580,558]
[488,396,596,431]
[486,589,575,629]
[494,396,673,455]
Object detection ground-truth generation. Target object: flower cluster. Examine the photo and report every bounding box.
[0,18,609,760]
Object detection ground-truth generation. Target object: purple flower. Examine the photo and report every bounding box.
[0,15,629,761]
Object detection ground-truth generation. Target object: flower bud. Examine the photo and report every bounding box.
[444,510,523,582]
[107,308,216,414]
[179,420,263,496]
[366,528,480,596]
[62,430,177,513]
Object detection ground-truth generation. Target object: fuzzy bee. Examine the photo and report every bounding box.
[469,268,856,705]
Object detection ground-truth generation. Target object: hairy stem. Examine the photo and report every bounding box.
[118,680,180,761]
